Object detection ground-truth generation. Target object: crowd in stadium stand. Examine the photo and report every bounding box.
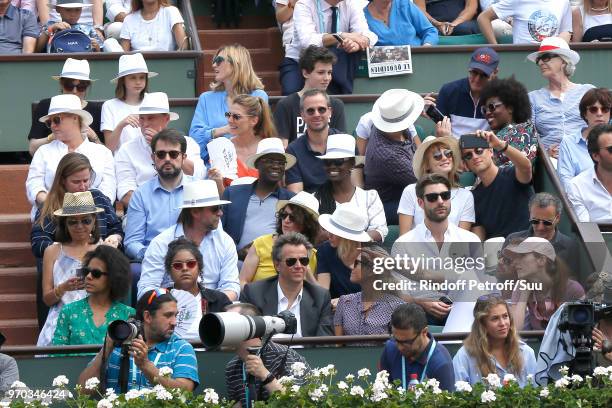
[1,0,612,402]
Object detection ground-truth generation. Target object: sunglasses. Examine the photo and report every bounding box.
[66,217,94,227]
[304,106,329,116]
[587,105,611,114]
[468,70,488,79]
[225,112,251,121]
[424,191,451,203]
[147,288,169,305]
[432,149,453,161]
[63,82,89,92]
[45,115,64,129]
[600,145,612,154]
[154,150,182,160]
[530,218,555,226]
[171,259,198,271]
[79,266,108,279]
[212,55,230,65]
[462,147,486,161]
[278,211,297,223]
[285,257,309,267]
[323,158,351,167]
[204,205,222,213]
[535,53,559,64]
[480,101,504,116]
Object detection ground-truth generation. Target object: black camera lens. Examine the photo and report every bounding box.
[570,306,593,325]
[108,320,135,343]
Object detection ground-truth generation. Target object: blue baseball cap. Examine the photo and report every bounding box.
[468,47,499,76]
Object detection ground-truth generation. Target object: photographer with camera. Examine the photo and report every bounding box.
[78,288,199,394]
[223,302,310,407]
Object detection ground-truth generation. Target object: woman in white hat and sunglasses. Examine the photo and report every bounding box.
[101,53,158,152]
[38,191,103,346]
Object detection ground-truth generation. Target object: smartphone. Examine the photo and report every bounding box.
[425,104,445,123]
[460,134,489,149]
[439,296,453,305]
[332,33,344,44]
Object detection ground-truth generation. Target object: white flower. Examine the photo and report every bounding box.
[374,370,390,387]
[414,388,424,400]
[290,385,300,394]
[155,388,173,401]
[594,366,608,376]
[105,389,116,398]
[570,374,583,383]
[140,387,155,396]
[481,390,497,403]
[526,374,534,383]
[85,377,100,390]
[345,374,355,381]
[396,386,405,395]
[425,378,440,390]
[97,399,113,408]
[40,401,51,407]
[278,375,295,385]
[52,375,69,387]
[10,381,27,389]
[310,368,322,379]
[503,374,516,383]
[158,367,173,377]
[308,385,326,402]
[539,388,550,398]
[337,381,348,390]
[357,368,371,378]
[555,377,570,388]
[455,381,472,393]
[203,388,219,404]
[559,365,569,376]
[320,364,335,377]
[350,385,365,397]
[124,389,142,400]
[485,373,501,388]
[291,362,307,377]
[370,390,388,402]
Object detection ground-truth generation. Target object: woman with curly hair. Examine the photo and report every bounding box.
[479,76,537,167]
[453,295,536,387]
[189,44,268,163]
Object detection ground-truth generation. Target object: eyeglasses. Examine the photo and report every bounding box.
[462,147,486,161]
[45,115,64,129]
[212,55,230,65]
[278,211,297,223]
[63,82,89,92]
[600,145,612,154]
[392,332,420,346]
[480,101,504,116]
[304,106,329,116]
[322,158,351,167]
[468,70,488,79]
[206,205,222,213]
[225,112,251,121]
[535,53,559,64]
[284,257,309,267]
[587,105,611,114]
[424,191,451,203]
[171,259,198,271]
[432,149,453,161]
[530,218,555,226]
[154,150,182,160]
[259,158,287,167]
[79,266,108,279]
[66,217,94,227]
[147,288,169,305]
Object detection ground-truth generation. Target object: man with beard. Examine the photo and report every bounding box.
[78,289,199,394]
[221,138,296,260]
[114,92,205,207]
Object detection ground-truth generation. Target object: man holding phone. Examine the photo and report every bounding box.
[460,131,533,240]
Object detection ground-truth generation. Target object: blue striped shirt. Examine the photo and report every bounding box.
[104,333,199,394]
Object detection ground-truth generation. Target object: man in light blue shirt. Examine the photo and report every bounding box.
[138,179,240,301]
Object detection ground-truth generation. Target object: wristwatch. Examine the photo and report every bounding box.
[261,372,275,386]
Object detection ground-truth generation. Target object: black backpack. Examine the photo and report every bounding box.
[49,28,92,53]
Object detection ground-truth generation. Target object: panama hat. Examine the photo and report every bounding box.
[50,0,92,8]
[39,94,93,126]
[111,53,158,83]
[527,37,580,66]
[318,134,364,165]
[245,138,296,169]
[52,58,96,81]
[371,89,424,134]
[318,203,371,242]
[179,180,231,209]
[412,136,461,179]
[138,92,179,121]
[53,191,103,216]
[276,191,320,221]
[503,237,556,262]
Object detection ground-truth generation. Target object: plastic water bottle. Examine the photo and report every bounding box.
[408,373,419,391]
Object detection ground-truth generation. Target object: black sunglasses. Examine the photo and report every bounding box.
[480,101,504,116]
[66,217,94,227]
[45,115,64,129]
[323,158,351,167]
[206,205,222,213]
[305,106,329,116]
[432,149,453,161]
[212,55,230,65]
[601,145,612,154]
[285,257,309,267]
[462,147,486,161]
[530,218,554,226]
[278,211,297,223]
[79,266,108,279]
[154,150,182,160]
[424,191,451,203]
[535,53,558,64]
[63,82,89,92]
[587,105,611,114]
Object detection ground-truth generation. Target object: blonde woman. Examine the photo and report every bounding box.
[189,44,268,163]
[397,136,474,235]
[572,0,612,42]
[453,295,536,387]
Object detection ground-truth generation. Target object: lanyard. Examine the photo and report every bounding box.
[401,339,437,389]
[131,351,162,388]
[242,363,250,408]
[316,0,340,34]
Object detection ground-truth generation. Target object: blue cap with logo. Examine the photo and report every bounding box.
[468,47,499,76]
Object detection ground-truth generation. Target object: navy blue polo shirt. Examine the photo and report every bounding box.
[436,77,489,137]
[379,333,455,391]
[285,128,341,193]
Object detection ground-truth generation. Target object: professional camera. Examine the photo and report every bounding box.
[199,310,297,349]
[108,318,145,344]
[558,301,612,377]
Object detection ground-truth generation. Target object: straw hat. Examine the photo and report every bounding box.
[179,180,231,209]
[111,53,158,83]
[245,138,296,169]
[138,92,179,121]
[527,37,580,66]
[503,237,556,262]
[371,89,424,133]
[276,191,320,221]
[53,191,103,216]
[52,58,96,81]
[318,203,371,242]
[412,136,461,179]
[39,94,93,126]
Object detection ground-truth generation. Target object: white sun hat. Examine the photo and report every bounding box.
[245,137,296,169]
[138,92,179,121]
[276,191,320,221]
[527,37,580,66]
[371,89,424,133]
[179,180,231,209]
[318,203,371,242]
[52,58,96,81]
[111,52,158,83]
[39,94,93,126]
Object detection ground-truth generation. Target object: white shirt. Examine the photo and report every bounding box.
[114,134,205,200]
[338,186,388,240]
[567,167,612,223]
[100,97,143,149]
[275,282,303,339]
[120,6,184,51]
[397,185,475,227]
[25,139,116,220]
[106,0,131,22]
[287,0,378,60]
[274,0,295,51]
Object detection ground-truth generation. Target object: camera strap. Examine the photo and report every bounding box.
[131,351,162,388]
